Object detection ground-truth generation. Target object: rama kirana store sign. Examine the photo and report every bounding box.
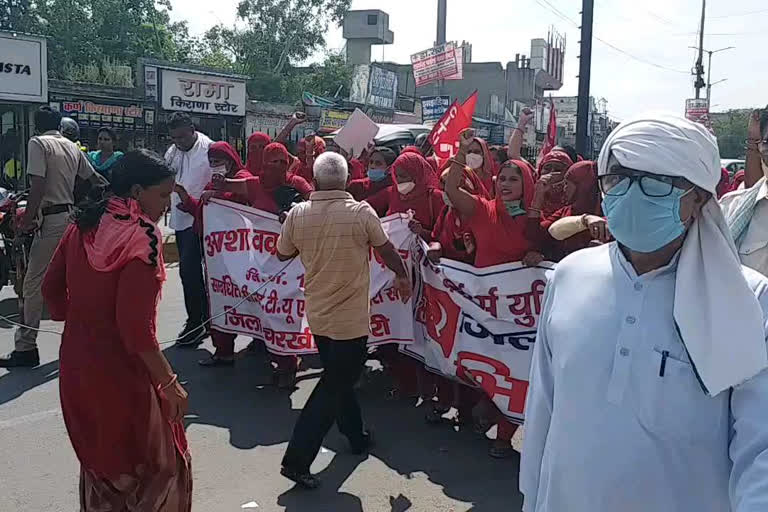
[161,69,246,116]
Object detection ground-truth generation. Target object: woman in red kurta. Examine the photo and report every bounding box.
[465,137,497,198]
[534,161,603,261]
[445,129,545,458]
[290,136,326,183]
[536,149,574,216]
[42,149,191,511]
[347,146,397,217]
[388,151,445,238]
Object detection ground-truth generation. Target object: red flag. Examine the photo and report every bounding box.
[537,98,557,165]
[428,91,479,160]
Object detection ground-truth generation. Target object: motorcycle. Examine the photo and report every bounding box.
[0,189,33,300]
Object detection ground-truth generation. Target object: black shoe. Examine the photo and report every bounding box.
[350,430,374,455]
[280,467,321,489]
[0,349,40,368]
[198,355,235,367]
[175,322,207,348]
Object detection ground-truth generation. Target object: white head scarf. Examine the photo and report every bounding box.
[598,113,768,396]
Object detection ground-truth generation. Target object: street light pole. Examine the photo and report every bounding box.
[694,0,706,99]
[691,46,735,108]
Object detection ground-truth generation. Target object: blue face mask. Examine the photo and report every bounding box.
[367,167,388,182]
[602,180,692,253]
[504,200,526,217]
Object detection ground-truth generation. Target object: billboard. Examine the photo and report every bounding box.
[367,65,398,110]
[0,33,47,103]
[411,42,463,87]
[685,98,711,128]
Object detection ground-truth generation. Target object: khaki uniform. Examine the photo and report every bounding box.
[14,131,94,352]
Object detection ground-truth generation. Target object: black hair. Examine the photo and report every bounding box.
[74,149,176,230]
[372,146,397,167]
[559,144,579,163]
[167,111,194,130]
[34,106,62,133]
[97,126,117,142]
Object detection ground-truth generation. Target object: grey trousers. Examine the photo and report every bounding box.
[14,212,70,352]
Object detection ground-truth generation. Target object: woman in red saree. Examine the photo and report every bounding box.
[536,150,574,216]
[42,149,191,511]
[465,137,497,198]
[246,131,271,176]
[533,161,605,260]
[175,142,252,366]
[290,135,326,182]
[445,129,545,458]
[387,151,445,238]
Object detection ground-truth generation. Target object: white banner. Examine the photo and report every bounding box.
[0,33,47,103]
[405,244,554,424]
[202,200,416,354]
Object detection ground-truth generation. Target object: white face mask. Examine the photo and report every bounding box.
[442,191,453,208]
[397,182,416,195]
[211,165,227,176]
[466,153,483,170]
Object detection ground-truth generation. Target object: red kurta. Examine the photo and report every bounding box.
[42,226,188,479]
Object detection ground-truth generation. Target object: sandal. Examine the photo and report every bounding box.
[280,467,321,489]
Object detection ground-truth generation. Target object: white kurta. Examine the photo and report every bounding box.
[165,132,213,232]
[520,243,768,512]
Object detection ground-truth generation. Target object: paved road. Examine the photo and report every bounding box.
[0,265,523,511]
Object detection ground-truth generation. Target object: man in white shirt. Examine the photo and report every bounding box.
[164,112,213,347]
[521,114,768,512]
[721,107,768,276]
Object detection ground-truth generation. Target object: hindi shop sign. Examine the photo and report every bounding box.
[404,245,553,424]
[202,200,416,355]
[60,100,143,128]
[161,69,246,116]
[0,32,47,103]
[685,98,710,127]
[421,95,451,123]
[411,42,461,88]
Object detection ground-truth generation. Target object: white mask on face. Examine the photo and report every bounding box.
[442,191,453,208]
[211,165,227,176]
[397,182,416,195]
[466,153,483,170]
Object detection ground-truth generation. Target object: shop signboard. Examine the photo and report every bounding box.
[685,98,710,128]
[161,69,246,116]
[60,100,144,128]
[319,109,352,131]
[0,32,47,103]
[421,95,451,123]
[367,66,398,110]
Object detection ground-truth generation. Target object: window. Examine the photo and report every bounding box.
[367,14,378,25]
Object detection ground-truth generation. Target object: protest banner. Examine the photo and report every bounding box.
[404,244,554,424]
[202,199,415,355]
[334,108,380,158]
[428,91,478,160]
[411,42,462,87]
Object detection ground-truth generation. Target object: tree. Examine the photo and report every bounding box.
[200,0,352,101]
[712,109,752,159]
[6,0,200,79]
[282,52,353,100]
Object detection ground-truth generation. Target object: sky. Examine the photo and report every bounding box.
[169,0,767,121]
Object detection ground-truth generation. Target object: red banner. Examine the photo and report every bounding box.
[428,91,478,160]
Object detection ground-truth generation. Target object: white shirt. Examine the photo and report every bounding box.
[721,181,768,277]
[165,132,213,231]
[520,243,768,512]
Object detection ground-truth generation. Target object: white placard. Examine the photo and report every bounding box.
[161,69,246,116]
[333,109,379,158]
[0,33,47,103]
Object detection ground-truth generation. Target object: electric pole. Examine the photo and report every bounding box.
[435,0,447,96]
[576,0,594,157]
[694,0,706,99]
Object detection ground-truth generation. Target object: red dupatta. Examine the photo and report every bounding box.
[388,152,444,230]
[246,132,271,176]
[292,136,326,182]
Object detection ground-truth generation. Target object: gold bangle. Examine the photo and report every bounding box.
[159,374,178,391]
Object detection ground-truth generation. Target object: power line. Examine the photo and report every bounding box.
[710,8,768,19]
[532,0,689,75]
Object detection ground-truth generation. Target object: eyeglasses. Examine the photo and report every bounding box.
[598,173,687,197]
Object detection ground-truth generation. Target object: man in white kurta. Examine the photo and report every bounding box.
[521,114,768,512]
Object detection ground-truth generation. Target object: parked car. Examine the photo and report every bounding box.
[327,124,431,154]
[722,159,745,176]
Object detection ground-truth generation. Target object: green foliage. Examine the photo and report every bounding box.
[5,0,199,80]
[200,0,352,101]
[713,109,751,159]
